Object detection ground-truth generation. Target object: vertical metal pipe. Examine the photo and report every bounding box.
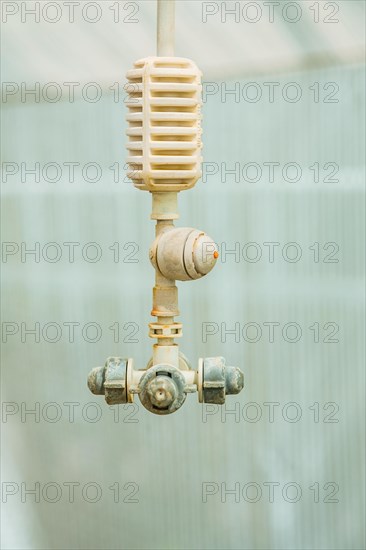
[157,0,175,56]
[154,0,177,363]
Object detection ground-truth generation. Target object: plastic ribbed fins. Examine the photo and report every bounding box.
[125,57,202,191]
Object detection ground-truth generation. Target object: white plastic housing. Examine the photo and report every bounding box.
[126,57,202,192]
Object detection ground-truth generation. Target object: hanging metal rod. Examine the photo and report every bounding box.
[157,0,175,56]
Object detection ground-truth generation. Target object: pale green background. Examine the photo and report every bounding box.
[1,1,365,549]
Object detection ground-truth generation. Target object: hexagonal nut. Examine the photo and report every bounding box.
[104,357,128,405]
[201,356,225,404]
[201,357,244,404]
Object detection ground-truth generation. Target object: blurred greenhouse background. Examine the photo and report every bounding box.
[1,1,365,549]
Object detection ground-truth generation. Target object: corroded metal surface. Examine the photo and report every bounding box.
[87,354,244,412]
[202,356,244,404]
[87,366,105,395]
[138,364,187,415]
[87,358,129,405]
[104,357,128,405]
